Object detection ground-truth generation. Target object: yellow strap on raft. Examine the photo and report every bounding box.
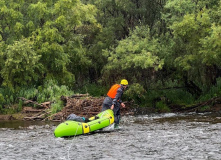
[89,116,95,121]
[110,115,114,124]
[82,123,90,134]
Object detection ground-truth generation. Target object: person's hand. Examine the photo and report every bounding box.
[121,103,126,108]
[110,105,114,110]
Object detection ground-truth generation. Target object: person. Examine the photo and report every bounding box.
[102,79,128,128]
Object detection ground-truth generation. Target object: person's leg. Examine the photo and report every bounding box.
[113,105,120,124]
[116,108,121,123]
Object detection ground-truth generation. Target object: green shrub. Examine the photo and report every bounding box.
[147,79,195,106]
[0,87,15,105]
[0,80,74,114]
[77,83,108,97]
[18,87,38,100]
[124,83,147,105]
[199,105,210,111]
[155,101,170,113]
[37,80,73,102]
[0,93,4,113]
[51,101,64,113]
[198,78,221,102]
[36,80,74,112]
[18,100,23,112]
[0,93,5,104]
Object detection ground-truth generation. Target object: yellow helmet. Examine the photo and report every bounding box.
[120,79,128,85]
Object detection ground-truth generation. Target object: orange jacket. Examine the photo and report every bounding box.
[107,84,121,99]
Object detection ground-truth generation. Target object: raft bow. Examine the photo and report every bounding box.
[54,109,114,137]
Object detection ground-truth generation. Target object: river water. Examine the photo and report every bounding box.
[0,112,221,160]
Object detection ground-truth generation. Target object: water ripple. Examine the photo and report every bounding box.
[0,113,221,160]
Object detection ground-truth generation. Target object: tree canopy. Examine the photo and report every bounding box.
[0,0,221,108]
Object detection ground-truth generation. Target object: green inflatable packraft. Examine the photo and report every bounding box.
[54,109,114,137]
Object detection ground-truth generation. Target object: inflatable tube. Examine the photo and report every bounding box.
[54,109,114,137]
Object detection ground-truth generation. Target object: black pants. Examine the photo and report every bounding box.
[102,97,121,124]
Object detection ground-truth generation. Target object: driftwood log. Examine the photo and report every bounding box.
[24,110,52,121]
[18,97,52,109]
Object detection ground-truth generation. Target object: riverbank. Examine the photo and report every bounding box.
[1,96,221,121]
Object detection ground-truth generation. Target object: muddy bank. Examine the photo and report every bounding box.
[1,95,221,121]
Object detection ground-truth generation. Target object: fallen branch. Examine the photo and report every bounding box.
[24,110,52,121]
[18,97,42,106]
[18,97,51,108]
[70,93,90,98]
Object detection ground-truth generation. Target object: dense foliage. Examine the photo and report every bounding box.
[0,0,221,113]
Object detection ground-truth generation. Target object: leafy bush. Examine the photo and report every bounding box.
[155,101,170,113]
[144,79,195,107]
[198,78,221,102]
[124,83,147,105]
[76,83,108,97]
[0,87,15,105]
[37,80,73,103]
[0,93,5,113]
[36,80,74,112]
[51,101,64,114]
[18,87,38,100]
[1,39,42,88]
[0,80,74,114]
[0,93,5,104]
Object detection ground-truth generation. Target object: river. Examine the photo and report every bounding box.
[0,112,221,160]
